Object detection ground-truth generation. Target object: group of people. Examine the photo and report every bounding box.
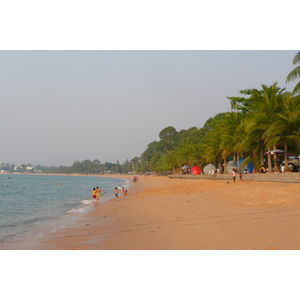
[92,186,128,203]
[209,168,249,176]
[92,186,102,204]
[232,168,245,183]
[114,186,128,200]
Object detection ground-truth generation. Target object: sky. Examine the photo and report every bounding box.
[0,1,298,167]
[0,50,297,166]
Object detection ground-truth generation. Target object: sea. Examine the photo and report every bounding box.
[0,173,129,248]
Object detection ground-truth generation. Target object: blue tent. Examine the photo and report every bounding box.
[238,158,254,173]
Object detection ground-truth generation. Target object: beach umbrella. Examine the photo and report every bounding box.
[264,149,284,155]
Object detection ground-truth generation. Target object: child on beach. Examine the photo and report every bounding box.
[238,169,242,180]
[114,187,119,200]
[232,169,236,183]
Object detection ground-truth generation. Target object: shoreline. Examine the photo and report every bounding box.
[0,174,131,250]
[3,174,300,250]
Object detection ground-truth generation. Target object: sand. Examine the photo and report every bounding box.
[4,174,300,250]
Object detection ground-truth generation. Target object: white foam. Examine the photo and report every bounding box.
[67,207,87,215]
[123,179,131,190]
[81,199,93,205]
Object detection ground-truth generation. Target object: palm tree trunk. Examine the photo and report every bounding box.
[252,152,257,173]
[273,146,279,172]
[260,140,264,166]
[284,142,290,172]
[267,147,273,173]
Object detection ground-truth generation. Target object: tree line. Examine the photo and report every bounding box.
[47,159,139,174]
[1,159,141,175]
[139,52,300,174]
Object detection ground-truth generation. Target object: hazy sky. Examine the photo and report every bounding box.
[0,50,297,166]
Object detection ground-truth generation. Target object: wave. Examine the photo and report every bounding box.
[81,199,93,205]
[66,207,88,215]
[0,216,51,229]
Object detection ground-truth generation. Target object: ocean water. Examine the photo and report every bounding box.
[0,174,129,246]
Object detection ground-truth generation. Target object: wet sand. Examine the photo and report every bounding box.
[6,174,300,250]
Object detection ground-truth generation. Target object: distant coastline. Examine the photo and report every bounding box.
[2,172,134,179]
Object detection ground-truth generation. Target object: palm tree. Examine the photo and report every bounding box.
[203,126,223,171]
[264,93,300,171]
[246,83,286,172]
[238,134,261,172]
[219,112,244,165]
[238,117,264,173]
[241,111,267,166]
[175,139,204,168]
[153,154,174,174]
[286,51,300,95]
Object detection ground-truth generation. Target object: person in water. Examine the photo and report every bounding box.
[92,188,97,202]
[96,186,101,200]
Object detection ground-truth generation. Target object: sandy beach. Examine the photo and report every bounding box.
[4,174,300,250]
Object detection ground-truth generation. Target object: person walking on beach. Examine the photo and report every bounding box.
[92,188,97,202]
[96,186,101,201]
[238,169,242,181]
[114,187,119,200]
[232,169,236,183]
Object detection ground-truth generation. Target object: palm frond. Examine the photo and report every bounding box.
[286,65,300,83]
[292,81,300,95]
[292,51,300,65]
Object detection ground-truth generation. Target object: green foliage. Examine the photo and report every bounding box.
[203,112,228,129]
[227,89,253,114]
[142,80,300,174]
[286,51,300,95]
